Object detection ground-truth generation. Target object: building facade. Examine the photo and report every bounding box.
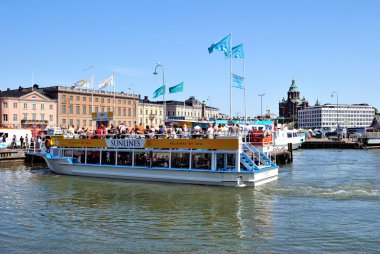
[138,96,219,128]
[298,104,375,129]
[0,86,58,129]
[279,79,308,122]
[42,86,139,129]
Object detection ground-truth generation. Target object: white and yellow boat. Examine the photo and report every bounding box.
[43,136,278,187]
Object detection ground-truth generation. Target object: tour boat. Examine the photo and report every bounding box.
[43,136,279,187]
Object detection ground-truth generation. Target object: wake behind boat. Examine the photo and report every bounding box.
[43,134,278,187]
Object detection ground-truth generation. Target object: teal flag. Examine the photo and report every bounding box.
[153,85,165,98]
[225,44,244,59]
[232,74,244,89]
[169,82,184,93]
[208,34,231,54]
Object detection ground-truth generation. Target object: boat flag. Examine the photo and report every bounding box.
[232,74,244,89]
[225,44,244,59]
[169,82,184,94]
[208,34,231,54]
[98,75,114,90]
[74,77,91,88]
[153,85,165,98]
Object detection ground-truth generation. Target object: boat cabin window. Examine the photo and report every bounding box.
[73,150,85,163]
[101,151,116,165]
[134,152,150,167]
[192,153,211,170]
[287,133,292,138]
[152,152,169,168]
[86,151,100,164]
[117,151,132,166]
[171,153,190,168]
[63,149,73,157]
[217,153,236,170]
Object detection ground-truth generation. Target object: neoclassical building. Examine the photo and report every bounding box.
[279,79,308,122]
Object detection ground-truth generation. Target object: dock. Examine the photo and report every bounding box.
[0,150,25,161]
[301,137,368,149]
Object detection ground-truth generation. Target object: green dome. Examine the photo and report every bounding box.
[288,79,299,93]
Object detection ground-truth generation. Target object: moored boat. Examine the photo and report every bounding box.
[43,135,278,187]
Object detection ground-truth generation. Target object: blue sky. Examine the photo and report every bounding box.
[0,0,379,117]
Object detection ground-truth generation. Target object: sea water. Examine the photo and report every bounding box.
[0,149,379,253]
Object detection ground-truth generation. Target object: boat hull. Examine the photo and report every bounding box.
[44,157,278,187]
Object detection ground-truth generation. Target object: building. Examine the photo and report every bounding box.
[42,86,138,129]
[138,96,219,128]
[0,84,138,130]
[138,96,165,128]
[298,103,375,129]
[0,86,58,129]
[279,79,309,122]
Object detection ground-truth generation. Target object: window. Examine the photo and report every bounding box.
[13,114,18,121]
[62,104,66,114]
[123,99,126,104]
[76,96,80,101]
[3,114,8,121]
[69,105,73,114]
[89,97,92,102]
[107,98,110,103]
[95,98,98,102]
[49,115,53,122]
[107,107,110,112]
[13,103,18,108]
[49,104,53,110]
[69,119,73,126]
[128,108,131,117]
[101,107,105,112]
[76,119,80,127]
[95,106,98,112]
[62,95,66,101]
[128,101,131,105]
[32,104,36,110]
[123,108,126,116]
[70,96,73,101]
[24,103,28,109]
[89,106,92,113]
[118,107,121,116]
[83,105,87,114]
[76,105,80,114]
[83,96,86,101]
[23,113,28,120]
[118,99,121,104]
[41,104,45,110]
[32,113,36,120]
[83,120,87,126]
[62,119,66,125]
[3,102,8,108]
[41,114,45,120]
[101,98,104,103]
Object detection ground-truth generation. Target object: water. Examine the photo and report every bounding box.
[1,150,380,253]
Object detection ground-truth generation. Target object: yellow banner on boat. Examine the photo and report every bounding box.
[54,138,107,148]
[144,139,239,150]
[53,138,239,150]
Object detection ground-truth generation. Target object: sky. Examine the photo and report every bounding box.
[0,0,379,117]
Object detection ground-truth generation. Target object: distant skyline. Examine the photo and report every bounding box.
[0,0,379,116]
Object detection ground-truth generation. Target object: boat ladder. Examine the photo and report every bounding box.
[242,142,277,168]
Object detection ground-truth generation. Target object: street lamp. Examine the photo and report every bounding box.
[331,91,339,135]
[258,93,265,118]
[129,84,136,125]
[153,62,165,125]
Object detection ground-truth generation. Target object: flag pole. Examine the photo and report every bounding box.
[243,58,247,124]
[163,70,166,126]
[229,33,232,119]
[113,72,116,114]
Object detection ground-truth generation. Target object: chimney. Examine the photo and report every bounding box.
[144,96,148,101]
[201,100,206,118]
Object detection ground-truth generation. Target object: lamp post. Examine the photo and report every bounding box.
[331,91,339,135]
[258,93,265,118]
[129,84,136,125]
[153,63,165,125]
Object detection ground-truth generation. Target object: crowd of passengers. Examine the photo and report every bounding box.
[65,122,257,139]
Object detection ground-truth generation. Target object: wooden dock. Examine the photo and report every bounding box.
[0,150,25,161]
